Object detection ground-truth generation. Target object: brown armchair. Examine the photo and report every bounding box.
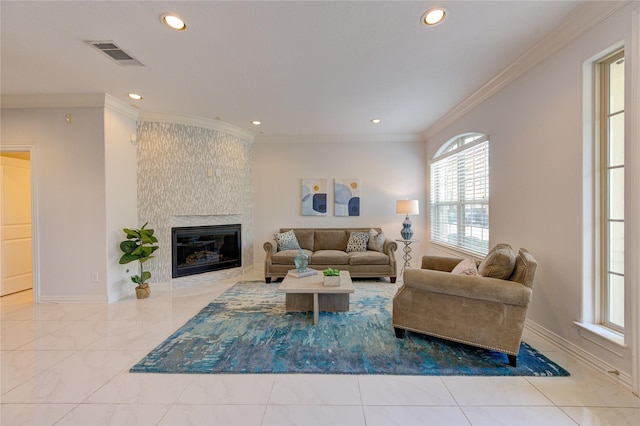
[392,246,537,366]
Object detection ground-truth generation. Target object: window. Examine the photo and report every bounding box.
[595,50,625,332]
[430,133,489,256]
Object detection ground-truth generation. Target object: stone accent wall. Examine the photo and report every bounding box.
[137,120,253,285]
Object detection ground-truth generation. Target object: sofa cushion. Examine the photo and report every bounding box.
[451,258,479,276]
[292,229,314,251]
[311,250,349,265]
[314,229,348,251]
[274,230,300,251]
[348,251,389,265]
[346,231,369,253]
[272,249,312,265]
[478,243,516,279]
[367,228,385,252]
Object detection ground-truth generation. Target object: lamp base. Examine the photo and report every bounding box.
[400,215,413,240]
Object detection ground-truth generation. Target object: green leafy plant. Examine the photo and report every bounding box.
[119,222,159,285]
[323,268,340,276]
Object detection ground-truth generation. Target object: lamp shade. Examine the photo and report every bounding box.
[396,199,419,215]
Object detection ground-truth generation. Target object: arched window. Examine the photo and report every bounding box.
[430,133,489,255]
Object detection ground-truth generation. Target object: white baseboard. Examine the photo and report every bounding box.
[39,295,107,303]
[525,319,633,390]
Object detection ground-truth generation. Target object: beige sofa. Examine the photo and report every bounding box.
[392,246,537,366]
[263,228,397,283]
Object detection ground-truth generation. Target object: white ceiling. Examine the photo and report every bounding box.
[1,1,586,139]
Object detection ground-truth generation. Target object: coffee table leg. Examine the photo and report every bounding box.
[313,293,319,325]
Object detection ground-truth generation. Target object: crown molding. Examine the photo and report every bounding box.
[0,93,107,109]
[138,111,256,142]
[104,94,140,120]
[423,1,629,140]
[254,133,424,144]
[1,93,140,121]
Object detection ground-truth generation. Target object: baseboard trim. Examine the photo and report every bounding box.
[39,295,107,304]
[525,319,633,390]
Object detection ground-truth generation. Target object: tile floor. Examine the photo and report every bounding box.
[1,269,640,425]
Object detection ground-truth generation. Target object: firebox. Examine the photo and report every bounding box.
[171,224,241,278]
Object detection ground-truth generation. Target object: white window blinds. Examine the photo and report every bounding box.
[430,135,489,256]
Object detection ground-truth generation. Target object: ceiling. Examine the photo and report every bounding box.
[1,1,586,140]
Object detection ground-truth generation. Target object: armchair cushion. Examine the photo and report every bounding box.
[451,258,478,276]
[478,243,516,279]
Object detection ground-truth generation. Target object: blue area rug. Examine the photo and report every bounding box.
[131,281,569,376]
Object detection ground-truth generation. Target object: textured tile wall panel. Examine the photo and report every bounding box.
[137,121,253,285]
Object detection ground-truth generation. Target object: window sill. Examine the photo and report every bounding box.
[429,240,485,260]
[574,321,629,357]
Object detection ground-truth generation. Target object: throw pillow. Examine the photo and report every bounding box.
[478,243,516,279]
[346,231,369,253]
[451,258,479,276]
[367,228,385,252]
[273,230,300,251]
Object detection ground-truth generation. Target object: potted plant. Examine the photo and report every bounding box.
[119,222,159,299]
[322,267,341,287]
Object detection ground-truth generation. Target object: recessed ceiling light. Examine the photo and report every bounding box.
[162,14,187,31]
[128,93,142,100]
[251,120,262,126]
[371,118,382,124]
[422,7,447,26]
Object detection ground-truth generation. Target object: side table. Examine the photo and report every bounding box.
[395,239,418,276]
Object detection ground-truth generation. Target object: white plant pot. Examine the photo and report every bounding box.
[323,275,341,287]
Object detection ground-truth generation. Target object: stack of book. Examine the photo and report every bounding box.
[287,269,318,278]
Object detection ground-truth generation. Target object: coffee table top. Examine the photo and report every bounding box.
[278,270,354,294]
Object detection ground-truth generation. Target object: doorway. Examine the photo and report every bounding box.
[0,148,36,300]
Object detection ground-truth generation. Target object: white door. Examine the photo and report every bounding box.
[0,156,32,296]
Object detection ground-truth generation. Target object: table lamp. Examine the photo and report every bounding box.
[396,199,419,240]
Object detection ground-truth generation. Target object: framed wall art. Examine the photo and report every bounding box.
[334,178,360,216]
[301,178,327,216]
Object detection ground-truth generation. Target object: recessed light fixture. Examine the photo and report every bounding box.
[251,120,262,126]
[371,118,382,124]
[422,7,447,26]
[162,14,187,31]
[128,93,142,100]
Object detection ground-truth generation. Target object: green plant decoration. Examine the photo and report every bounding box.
[119,222,159,285]
[323,268,340,276]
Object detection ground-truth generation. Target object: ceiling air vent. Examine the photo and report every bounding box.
[86,41,144,66]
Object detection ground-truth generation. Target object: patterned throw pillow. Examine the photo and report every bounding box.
[451,258,479,276]
[367,228,385,252]
[274,230,300,251]
[346,231,370,253]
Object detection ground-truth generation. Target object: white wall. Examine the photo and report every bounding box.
[1,103,108,301]
[424,4,638,375]
[104,97,139,302]
[252,138,426,269]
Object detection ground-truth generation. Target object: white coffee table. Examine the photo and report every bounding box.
[277,270,354,325]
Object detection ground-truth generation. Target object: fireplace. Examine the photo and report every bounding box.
[171,224,242,278]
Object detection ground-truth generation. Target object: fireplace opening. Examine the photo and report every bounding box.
[172,224,241,278]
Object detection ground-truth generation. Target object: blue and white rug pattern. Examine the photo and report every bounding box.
[130,281,569,376]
